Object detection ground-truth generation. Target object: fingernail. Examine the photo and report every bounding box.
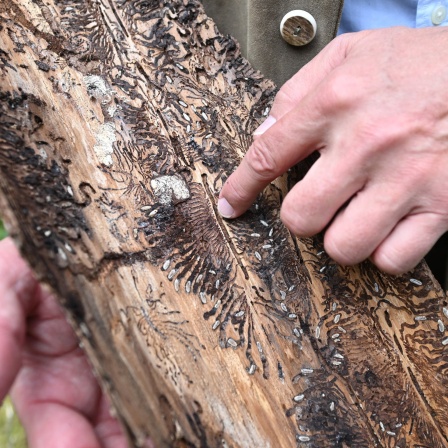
[218,198,235,218]
[254,115,276,136]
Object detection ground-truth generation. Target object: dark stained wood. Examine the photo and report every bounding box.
[0,1,447,447]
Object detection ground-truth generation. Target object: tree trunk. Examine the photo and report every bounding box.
[0,1,447,447]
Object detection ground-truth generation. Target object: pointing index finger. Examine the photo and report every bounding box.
[218,116,278,218]
[218,103,324,218]
[217,33,356,219]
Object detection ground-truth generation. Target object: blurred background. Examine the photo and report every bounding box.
[0,219,7,240]
[0,218,27,447]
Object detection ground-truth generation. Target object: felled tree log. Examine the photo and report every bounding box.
[0,1,447,447]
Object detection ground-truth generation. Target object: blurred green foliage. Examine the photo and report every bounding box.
[0,397,26,448]
[0,219,27,447]
[0,220,7,240]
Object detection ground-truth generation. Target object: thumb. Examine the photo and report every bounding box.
[218,33,356,219]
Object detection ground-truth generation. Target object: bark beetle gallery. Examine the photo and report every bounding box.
[0,1,447,447]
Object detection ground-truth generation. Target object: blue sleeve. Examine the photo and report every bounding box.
[338,0,418,34]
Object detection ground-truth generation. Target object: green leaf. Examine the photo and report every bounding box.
[0,397,27,447]
[0,220,7,240]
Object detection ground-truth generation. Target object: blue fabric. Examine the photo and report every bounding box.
[339,0,448,33]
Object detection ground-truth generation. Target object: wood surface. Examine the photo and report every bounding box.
[0,1,447,447]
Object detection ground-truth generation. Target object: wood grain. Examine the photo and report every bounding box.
[0,1,447,447]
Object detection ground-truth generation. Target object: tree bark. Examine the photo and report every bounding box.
[0,1,447,447]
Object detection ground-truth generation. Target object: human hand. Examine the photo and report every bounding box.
[0,237,131,448]
[218,27,448,274]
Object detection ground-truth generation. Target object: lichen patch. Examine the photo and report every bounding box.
[151,175,190,205]
[83,75,113,104]
[93,123,116,166]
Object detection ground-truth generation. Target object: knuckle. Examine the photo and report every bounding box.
[320,71,357,111]
[356,120,409,156]
[332,32,352,48]
[246,139,279,180]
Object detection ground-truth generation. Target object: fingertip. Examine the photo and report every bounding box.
[218,173,255,219]
[370,246,416,276]
[253,116,276,136]
[217,197,235,219]
[323,237,351,267]
[323,218,374,267]
[370,213,445,276]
